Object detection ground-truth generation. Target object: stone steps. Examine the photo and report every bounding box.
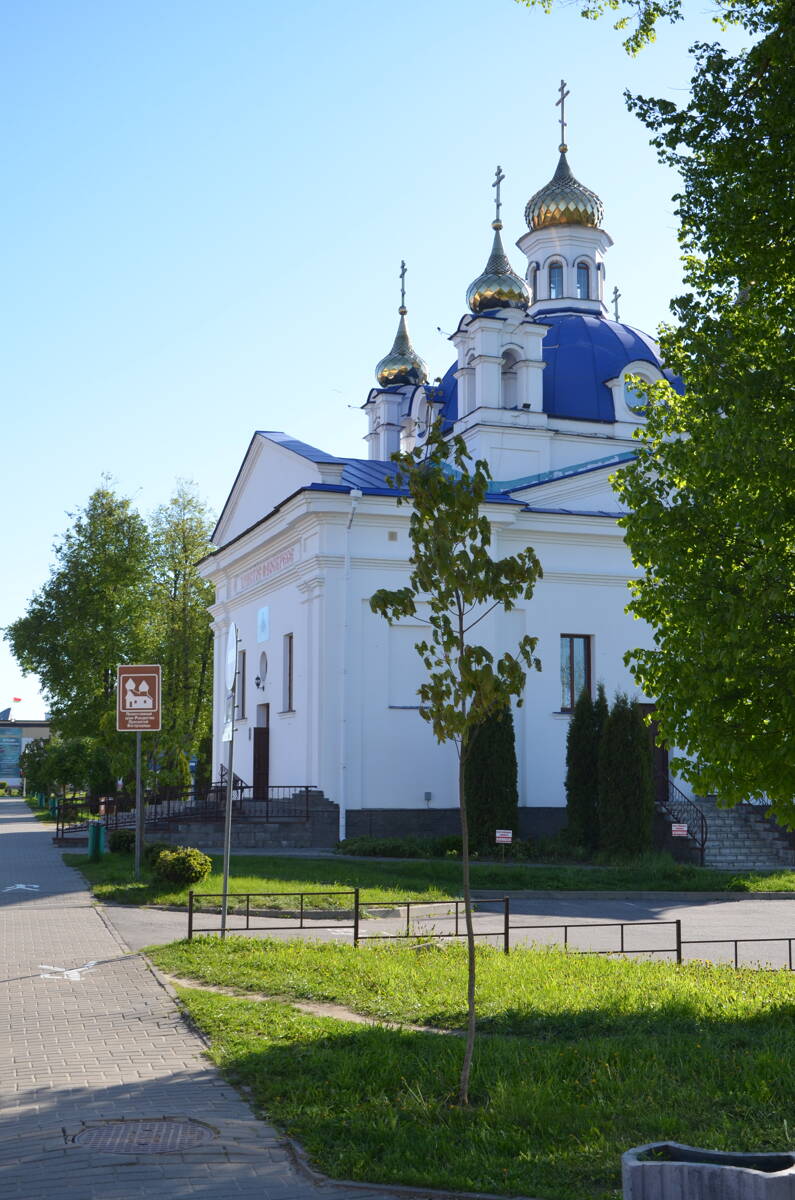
[697,796,795,871]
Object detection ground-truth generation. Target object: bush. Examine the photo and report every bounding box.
[565,684,607,851]
[108,828,136,854]
[152,846,212,887]
[336,835,463,859]
[463,705,519,853]
[143,841,171,868]
[598,694,654,857]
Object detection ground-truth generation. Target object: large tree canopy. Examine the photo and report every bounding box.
[6,486,150,737]
[521,0,794,814]
[5,480,215,788]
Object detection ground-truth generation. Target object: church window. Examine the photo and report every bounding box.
[501,350,518,408]
[560,634,591,711]
[576,263,590,300]
[529,266,537,302]
[282,633,294,712]
[548,263,563,300]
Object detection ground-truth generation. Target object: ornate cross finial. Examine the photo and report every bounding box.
[399,260,407,314]
[612,286,622,322]
[556,79,570,152]
[492,164,506,227]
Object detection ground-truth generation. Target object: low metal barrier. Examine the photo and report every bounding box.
[186,890,684,960]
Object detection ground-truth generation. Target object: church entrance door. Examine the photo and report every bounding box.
[253,705,270,802]
[639,703,669,805]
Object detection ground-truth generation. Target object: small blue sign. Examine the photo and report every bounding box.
[257,606,270,644]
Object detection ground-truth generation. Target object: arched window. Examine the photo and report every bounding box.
[529,266,537,302]
[548,263,563,300]
[501,350,518,409]
[576,263,590,300]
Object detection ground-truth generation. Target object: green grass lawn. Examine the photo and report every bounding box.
[63,851,461,908]
[64,848,795,908]
[149,938,795,1200]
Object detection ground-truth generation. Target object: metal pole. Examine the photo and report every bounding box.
[503,895,510,955]
[134,731,144,881]
[675,919,682,965]
[220,672,237,939]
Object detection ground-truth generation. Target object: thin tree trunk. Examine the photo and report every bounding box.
[457,745,477,1106]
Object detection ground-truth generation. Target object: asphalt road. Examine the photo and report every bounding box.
[103,890,795,969]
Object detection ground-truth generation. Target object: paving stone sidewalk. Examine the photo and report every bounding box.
[0,797,422,1200]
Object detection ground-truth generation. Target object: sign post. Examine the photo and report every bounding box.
[117,665,162,881]
[221,624,238,938]
[495,829,513,864]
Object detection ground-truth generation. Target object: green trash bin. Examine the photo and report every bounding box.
[88,820,105,862]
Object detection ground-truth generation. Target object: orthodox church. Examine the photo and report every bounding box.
[200,97,682,843]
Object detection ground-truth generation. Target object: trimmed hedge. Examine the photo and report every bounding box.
[152,846,212,887]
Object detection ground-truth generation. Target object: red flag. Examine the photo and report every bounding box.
[12,697,21,702]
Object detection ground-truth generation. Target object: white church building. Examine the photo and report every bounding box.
[199,115,683,845]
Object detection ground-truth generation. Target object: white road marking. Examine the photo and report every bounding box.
[3,883,41,892]
[38,960,98,981]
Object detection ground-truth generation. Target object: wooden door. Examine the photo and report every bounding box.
[639,702,669,805]
[253,726,270,802]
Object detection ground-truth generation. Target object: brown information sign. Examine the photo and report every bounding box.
[117,664,162,732]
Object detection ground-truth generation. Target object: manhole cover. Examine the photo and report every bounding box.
[74,1118,217,1154]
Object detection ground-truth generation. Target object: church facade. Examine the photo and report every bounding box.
[199,117,683,842]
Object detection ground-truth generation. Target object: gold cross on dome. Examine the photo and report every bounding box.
[492,165,505,224]
[556,79,570,151]
[399,260,407,310]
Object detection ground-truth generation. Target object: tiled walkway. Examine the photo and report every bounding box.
[0,797,416,1199]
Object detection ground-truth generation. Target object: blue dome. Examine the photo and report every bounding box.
[439,311,682,427]
[537,311,682,422]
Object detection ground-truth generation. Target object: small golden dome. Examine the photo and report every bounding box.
[375,309,428,388]
[467,222,530,314]
[525,149,604,230]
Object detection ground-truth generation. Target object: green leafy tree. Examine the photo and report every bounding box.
[598,694,654,857]
[463,705,519,852]
[370,421,542,1105]
[565,683,607,851]
[519,0,795,817]
[147,482,215,784]
[5,485,151,737]
[19,738,53,796]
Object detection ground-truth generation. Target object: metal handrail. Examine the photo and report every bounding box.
[54,783,320,838]
[657,775,708,865]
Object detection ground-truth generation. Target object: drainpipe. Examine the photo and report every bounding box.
[338,490,362,841]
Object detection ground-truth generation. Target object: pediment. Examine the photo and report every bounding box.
[511,463,627,512]
[213,433,345,548]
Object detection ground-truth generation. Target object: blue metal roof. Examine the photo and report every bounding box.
[256,432,344,464]
[438,312,682,424]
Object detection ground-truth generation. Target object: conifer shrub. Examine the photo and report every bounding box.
[597,693,654,857]
[463,705,519,853]
[565,683,607,851]
[152,845,212,887]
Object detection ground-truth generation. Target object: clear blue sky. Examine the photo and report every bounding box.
[2,0,747,719]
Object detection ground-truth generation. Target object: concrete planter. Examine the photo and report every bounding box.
[623,1142,795,1199]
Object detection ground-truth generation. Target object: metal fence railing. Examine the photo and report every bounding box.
[184,892,795,972]
[54,784,321,840]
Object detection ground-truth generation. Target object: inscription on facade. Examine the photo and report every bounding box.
[235,546,296,594]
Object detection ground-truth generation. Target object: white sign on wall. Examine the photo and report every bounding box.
[257,606,270,643]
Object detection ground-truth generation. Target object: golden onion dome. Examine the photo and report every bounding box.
[467,221,530,314]
[524,148,604,231]
[375,261,429,388]
[375,309,428,388]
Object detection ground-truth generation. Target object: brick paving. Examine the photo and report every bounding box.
[0,797,421,1200]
